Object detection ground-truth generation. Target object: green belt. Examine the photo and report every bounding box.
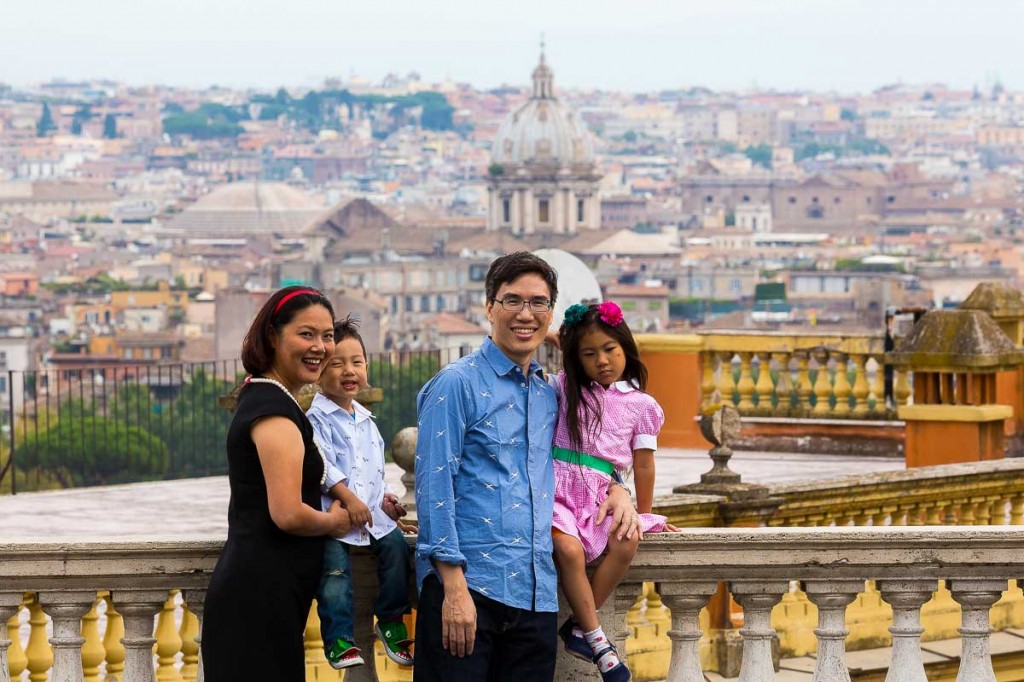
[552,446,616,476]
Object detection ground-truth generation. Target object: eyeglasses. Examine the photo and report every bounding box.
[492,296,554,313]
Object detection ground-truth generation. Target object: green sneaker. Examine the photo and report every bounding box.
[374,621,414,666]
[324,638,364,670]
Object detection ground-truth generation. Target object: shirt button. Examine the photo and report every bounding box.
[520,383,526,387]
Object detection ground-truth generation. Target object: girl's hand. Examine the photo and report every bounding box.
[345,496,373,527]
[666,523,681,532]
[396,518,417,534]
[544,329,560,349]
[381,492,407,521]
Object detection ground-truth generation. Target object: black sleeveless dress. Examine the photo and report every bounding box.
[202,380,325,681]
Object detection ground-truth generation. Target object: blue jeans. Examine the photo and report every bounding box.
[316,527,412,645]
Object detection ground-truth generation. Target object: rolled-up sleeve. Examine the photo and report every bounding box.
[415,369,470,569]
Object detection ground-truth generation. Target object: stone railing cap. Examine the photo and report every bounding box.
[887,309,1024,370]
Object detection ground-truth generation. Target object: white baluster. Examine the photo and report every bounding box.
[949,579,1005,682]
[731,581,787,682]
[182,590,206,682]
[659,581,717,682]
[0,592,23,682]
[38,591,97,682]
[113,590,167,682]
[804,580,861,682]
[878,580,934,682]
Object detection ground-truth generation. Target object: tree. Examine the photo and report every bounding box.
[368,354,441,449]
[36,103,56,136]
[744,144,773,169]
[71,105,93,135]
[18,416,167,487]
[103,114,118,139]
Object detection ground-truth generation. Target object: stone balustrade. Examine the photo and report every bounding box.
[697,330,906,419]
[6,528,1024,681]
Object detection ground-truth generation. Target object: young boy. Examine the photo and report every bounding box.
[307,315,414,670]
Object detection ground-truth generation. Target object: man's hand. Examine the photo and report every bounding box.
[596,484,640,541]
[382,492,407,521]
[437,565,477,657]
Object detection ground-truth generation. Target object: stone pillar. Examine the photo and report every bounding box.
[889,310,1024,467]
[637,334,708,448]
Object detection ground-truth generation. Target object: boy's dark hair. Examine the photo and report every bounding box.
[484,251,558,305]
[558,304,648,451]
[240,286,335,375]
[333,314,367,358]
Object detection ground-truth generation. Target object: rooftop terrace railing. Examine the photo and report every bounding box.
[5,527,1024,681]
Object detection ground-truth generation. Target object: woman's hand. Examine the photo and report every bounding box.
[344,496,373,528]
[326,500,352,536]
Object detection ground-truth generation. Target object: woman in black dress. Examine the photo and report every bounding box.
[202,286,352,681]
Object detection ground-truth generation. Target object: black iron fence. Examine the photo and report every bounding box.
[0,344,562,494]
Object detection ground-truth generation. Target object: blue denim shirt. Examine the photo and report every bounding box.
[415,337,558,612]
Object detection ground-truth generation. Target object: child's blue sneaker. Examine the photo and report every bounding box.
[558,617,592,661]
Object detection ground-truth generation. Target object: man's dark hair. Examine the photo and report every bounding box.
[240,286,335,375]
[484,252,558,304]
[333,313,367,358]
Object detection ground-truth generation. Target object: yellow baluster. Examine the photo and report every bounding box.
[716,352,737,408]
[811,351,833,415]
[155,591,183,681]
[700,352,716,409]
[25,595,52,682]
[926,502,944,525]
[872,354,887,412]
[794,352,812,414]
[832,353,852,416]
[895,368,911,407]
[772,352,794,415]
[945,501,961,525]
[643,583,670,637]
[851,354,870,416]
[908,503,927,526]
[1009,495,1024,525]
[975,500,992,526]
[81,597,105,682]
[6,603,28,681]
[103,593,126,682]
[736,352,756,411]
[179,605,199,682]
[753,353,775,414]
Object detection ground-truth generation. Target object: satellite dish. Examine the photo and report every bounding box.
[533,248,602,329]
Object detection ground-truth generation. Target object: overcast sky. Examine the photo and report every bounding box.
[3,0,1020,94]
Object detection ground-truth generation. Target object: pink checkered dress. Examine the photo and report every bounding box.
[550,373,667,563]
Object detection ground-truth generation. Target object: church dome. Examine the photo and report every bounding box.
[491,53,594,168]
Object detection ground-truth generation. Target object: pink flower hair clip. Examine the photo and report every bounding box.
[597,301,624,326]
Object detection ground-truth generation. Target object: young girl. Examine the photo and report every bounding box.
[550,301,672,682]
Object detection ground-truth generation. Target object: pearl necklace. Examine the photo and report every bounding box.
[247,377,329,487]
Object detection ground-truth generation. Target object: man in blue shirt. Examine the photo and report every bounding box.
[414,252,640,682]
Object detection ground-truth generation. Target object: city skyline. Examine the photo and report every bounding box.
[3,0,1022,94]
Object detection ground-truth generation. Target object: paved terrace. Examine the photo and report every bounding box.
[0,448,904,540]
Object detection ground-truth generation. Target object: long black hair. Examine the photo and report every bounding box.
[558,304,648,452]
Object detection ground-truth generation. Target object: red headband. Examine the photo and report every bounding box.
[273,289,320,315]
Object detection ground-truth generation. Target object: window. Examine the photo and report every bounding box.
[788,196,797,204]
[420,295,430,312]
[729,278,742,292]
[887,195,896,204]
[436,295,445,311]
[834,197,841,204]
[538,199,550,223]
[742,195,750,203]
[502,199,511,223]
[621,300,637,311]
[405,295,413,312]
[577,199,585,222]
[391,296,398,314]
[647,300,662,311]
[0,376,5,393]
[705,195,714,203]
